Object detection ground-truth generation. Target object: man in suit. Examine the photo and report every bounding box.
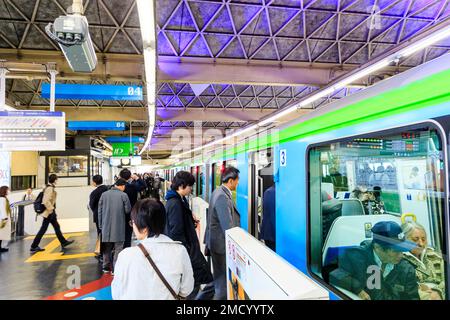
[206,166,240,300]
[89,175,109,260]
[119,168,146,248]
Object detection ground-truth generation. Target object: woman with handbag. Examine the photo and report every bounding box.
[0,186,12,253]
[111,199,194,300]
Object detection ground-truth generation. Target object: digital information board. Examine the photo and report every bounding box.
[0,111,65,151]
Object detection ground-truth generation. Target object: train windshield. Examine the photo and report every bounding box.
[308,124,447,300]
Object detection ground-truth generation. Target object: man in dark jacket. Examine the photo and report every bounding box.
[119,168,146,248]
[329,221,419,300]
[260,184,275,251]
[89,175,109,259]
[165,171,213,300]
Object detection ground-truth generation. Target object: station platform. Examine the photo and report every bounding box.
[0,231,112,300]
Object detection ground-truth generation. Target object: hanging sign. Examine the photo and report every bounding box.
[112,142,134,157]
[41,84,143,101]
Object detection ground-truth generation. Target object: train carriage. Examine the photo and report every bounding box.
[171,53,450,300]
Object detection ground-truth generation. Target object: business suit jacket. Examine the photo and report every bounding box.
[206,185,240,255]
[89,185,109,224]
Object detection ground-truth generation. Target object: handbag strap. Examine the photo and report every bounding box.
[137,243,183,300]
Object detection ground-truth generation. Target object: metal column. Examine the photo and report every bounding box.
[49,69,57,112]
[0,67,8,111]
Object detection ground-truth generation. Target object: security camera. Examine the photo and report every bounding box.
[46,14,97,72]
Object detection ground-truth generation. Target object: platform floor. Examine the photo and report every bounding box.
[0,230,112,300]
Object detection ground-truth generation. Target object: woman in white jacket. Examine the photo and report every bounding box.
[111,199,194,300]
[0,186,11,252]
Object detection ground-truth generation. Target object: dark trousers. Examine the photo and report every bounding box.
[124,214,132,248]
[211,251,227,300]
[265,240,276,251]
[102,242,124,271]
[31,212,67,249]
[196,281,215,300]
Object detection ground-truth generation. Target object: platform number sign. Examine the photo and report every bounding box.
[280,149,287,167]
[128,86,141,97]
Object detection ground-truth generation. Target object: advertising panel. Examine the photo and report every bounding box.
[0,152,11,187]
[226,227,329,300]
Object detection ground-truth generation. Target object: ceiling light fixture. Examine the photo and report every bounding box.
[136,0,157,156]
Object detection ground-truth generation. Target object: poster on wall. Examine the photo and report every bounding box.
[0,152,11,187]
[0,111,65,151]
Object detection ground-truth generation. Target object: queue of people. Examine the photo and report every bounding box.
[5,165,444,301]
[88,166,241,300]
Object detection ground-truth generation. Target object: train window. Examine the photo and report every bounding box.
[198,166,205,199]
[308,124,447,300]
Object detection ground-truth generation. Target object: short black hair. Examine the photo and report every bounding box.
[119,168,131,180]
[92,175,103,185]
[171,171,195,191]
[131,199,166,236]
[115,178,127,187]
[49,174,58,184]
[222,166,240,183]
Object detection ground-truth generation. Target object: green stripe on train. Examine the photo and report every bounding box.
[217,67,450,161]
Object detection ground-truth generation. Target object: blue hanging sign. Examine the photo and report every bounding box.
[68,121,126,131]
[41,84,143,101]
[105,136,145,144]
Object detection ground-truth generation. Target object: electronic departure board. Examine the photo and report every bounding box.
[345,133,422,155]
[0,111,65,151]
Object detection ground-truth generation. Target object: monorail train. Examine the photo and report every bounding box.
[163,52,450,300]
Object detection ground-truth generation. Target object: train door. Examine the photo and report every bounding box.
[211,161,225,193]
[248,148,274,239]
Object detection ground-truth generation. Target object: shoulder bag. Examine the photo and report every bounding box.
[137,243,186,300]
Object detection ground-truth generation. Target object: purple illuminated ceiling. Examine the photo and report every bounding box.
[157,0,450,65]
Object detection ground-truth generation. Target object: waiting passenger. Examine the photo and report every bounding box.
[329,221,419,300]
[89,175,109,262]
[260,183,276,251]
[206,166,240,300]
[164,171,213,299]
[119,169,146,248]
[401,221,445,300]
[111,199,194,300]
[0,186,11,253]
[98,178,131,273]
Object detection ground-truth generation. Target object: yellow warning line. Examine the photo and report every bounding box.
[24,232,86,240]
[26,233,96,263]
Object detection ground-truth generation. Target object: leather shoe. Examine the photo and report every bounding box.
[62,240,75,248]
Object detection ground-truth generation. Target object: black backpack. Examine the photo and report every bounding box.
[34,187,48,214]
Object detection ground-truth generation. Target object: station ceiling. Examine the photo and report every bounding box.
[1,0,450,158]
